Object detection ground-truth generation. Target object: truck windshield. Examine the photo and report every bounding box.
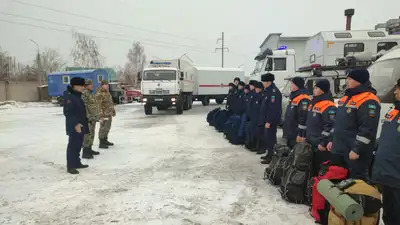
[369,58,400,103]
[143,70,176,81]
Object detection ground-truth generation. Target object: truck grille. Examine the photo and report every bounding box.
[149,89,170,95]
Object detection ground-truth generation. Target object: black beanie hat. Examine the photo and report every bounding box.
[291,76,305,89]
[234,77,241,82]
[347,68,370,84]
[261,73,275,82]
[70,77,85,86]
[244,84,250,90]
[238,81,245,86]
[249,80,257,86]
[255,81,263,89]
[315,79,330,93]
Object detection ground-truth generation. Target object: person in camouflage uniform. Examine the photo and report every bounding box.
[81,79,100,158]
[96,80,116,149]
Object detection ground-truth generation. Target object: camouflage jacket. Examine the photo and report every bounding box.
[95,87,115,117]
[81,90,99,122]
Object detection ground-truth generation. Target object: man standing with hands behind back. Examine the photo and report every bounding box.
[63,77,89,174]
[96,80,116,149]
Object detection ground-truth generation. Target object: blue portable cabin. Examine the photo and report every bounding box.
[48,69,109,97]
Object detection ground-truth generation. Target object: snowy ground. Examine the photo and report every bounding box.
[0,101,315,225]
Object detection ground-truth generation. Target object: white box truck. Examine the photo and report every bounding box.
[138,59,196,115]
[193,67,245,106]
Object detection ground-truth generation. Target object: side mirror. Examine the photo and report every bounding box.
[137,72,142,81]
[180,72,184,78]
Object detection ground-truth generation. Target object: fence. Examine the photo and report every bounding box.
[0,81,48,102]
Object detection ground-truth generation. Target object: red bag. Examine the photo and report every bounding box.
[311,161,348,224]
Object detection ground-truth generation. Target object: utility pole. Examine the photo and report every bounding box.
[29,39,42,85]
[214,32,229,67]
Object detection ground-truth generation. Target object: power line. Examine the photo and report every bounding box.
[0,11,212,52]
[9,0,214,43]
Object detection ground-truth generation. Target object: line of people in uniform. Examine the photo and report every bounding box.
[217,68,399,225]
[63,77,116,175]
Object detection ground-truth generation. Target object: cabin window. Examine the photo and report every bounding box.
[334,32,352,38]
[274,58,287,71]
[264,58,273,71]
[97,75,103,82]
[62,76,70,84]
[377,42,398,52]
[368,31,386,37]
[344,43,365,56]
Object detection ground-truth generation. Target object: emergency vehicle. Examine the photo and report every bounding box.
[194,67,245,106]
[138,59,196,115]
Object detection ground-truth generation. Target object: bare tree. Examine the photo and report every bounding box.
[40,49,66,75]
[70,31,104,68]
[123,41,146,87]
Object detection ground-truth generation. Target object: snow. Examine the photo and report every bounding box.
[0,102,315,225]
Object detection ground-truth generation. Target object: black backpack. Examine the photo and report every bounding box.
[279,143,313,204]
[264,144,291,185]
[207,107,221,126]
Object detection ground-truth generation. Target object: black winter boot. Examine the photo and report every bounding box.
[104,137,114,146]
[82,147,94,159]
[67,168,79,174]
[89,146,100,155]
[99,139,109,149]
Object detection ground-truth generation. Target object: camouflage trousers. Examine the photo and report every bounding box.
[83,121,96,147]
[99,117,112,139]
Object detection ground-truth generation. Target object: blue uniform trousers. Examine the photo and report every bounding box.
[67,131,84,169]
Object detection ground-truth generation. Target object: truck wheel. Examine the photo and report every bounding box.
[202,97,210,106]
[183,95,190,110]
[176,100,183,114]
[144,104,153,115]
[215,97,224,104]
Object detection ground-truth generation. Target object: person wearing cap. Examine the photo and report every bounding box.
[95,80,116,149]
[329,68,380,180]
[372,78,400,225]
[232,81,246,115]
[303,79,337,175]
[81,79,100,159]
[243,80,258,149]
[226,82,237,112]
[259,73,282,163]
[63,77,89,174]
[283,76,311,148]
[238,84,251,138]
[245,81,264,151]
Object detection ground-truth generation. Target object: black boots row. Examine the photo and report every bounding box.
[67,164,89,174]
[82,146,100,159]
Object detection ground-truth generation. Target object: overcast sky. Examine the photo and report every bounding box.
[1,0,399,74]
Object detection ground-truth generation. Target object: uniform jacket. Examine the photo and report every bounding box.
[63,86,89,135]
[233,89,246,115]
[283,89,311,140]
[372,101,400,188]
[82,90,99,122]
[305,92,336,148]
[245,90,255,119]
[226,88,236,111]
[95,86,115,118]
[331,82,381,157]
[259,83,282,126]
[250,91,263,125]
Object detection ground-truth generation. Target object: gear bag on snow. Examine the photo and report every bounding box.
[223,115,243,145]
[264,144,291,185]
[214,109,230,132]
[279,142,313,204]
[207,107,221,126]
[311,161,349,224]
[327,179,382,225]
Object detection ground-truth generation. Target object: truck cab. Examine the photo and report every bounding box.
[249,46,296,88]
[138,59,195,115]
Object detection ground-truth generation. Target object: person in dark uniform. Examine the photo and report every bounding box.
[226,83,236,112]
[244,80,257,149]
[232,81,246,115]
[63,77,89,174]
[238,84,251,138]
[245,82,264,152]
[329,68,380,181]
[304,79,336,175]
[283,77,311,148]
[259,73,282,163]
[372,78,400,225]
